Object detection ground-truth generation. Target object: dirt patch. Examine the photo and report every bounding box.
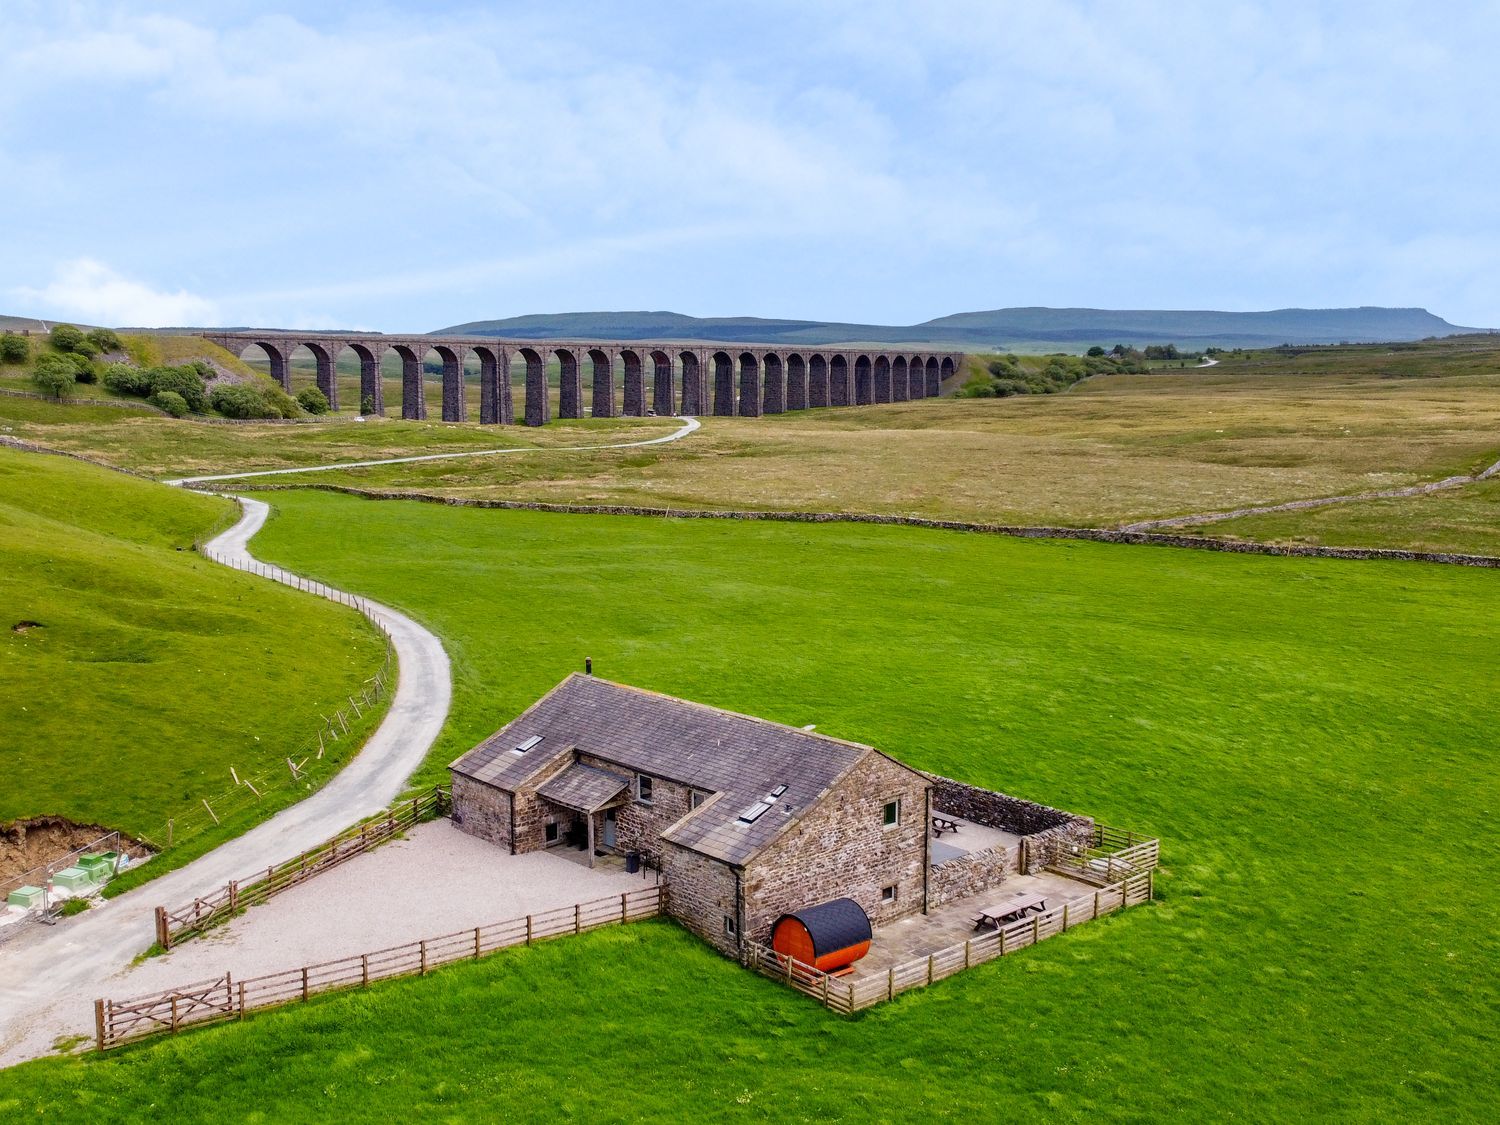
[0,816,153,882]
[11,620,42,633]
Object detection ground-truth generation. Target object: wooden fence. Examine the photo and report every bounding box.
[1047,823,1160,885]
[153,786,450,949]
[101,883,665,1049]
[748,867,1154,1013]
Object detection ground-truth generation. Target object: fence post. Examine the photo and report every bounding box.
[229,880,238,913]
[927,955,934,985]
[301,967,309,1001]
[822,973,830,1006]
[238,981,246,1018]
[1062,903,1069,930]
[170,995,179,1033]
[964,940,971,969]
[575,903,581,934]
[1148,867,1155,901]
[94,999,105,1051]
[1094,890,1100,919]
[999,928,1006,956]
[620,892,628,922]
[887,967,894,1000]
[1032,915,1040,944]
[474,927,482,959]
[526,914,533,945]
[155,906,171,951]
[361,954,369,986]
[420,940,428,975]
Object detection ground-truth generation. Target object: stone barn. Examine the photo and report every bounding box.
[450,674,1094,961]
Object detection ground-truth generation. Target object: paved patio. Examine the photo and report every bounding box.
[849,868,1100,977]
[929,814,1019,864]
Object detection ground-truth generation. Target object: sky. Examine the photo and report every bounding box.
[3,0,1497,332]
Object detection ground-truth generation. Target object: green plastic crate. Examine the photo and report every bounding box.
[7,885,44,909]
[51,867,92,892]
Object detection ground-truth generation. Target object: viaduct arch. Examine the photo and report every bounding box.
[199,332,967,428]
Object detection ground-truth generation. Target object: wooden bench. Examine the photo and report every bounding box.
[973,892,1047,930]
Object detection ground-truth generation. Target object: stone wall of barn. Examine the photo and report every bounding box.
[660,841,741,957]
[450,773,514,850]
[741,753,930,944]
[928,774,1093,873]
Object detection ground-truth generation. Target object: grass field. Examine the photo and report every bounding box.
[0,450,387,868]
[2,491,1491,1119]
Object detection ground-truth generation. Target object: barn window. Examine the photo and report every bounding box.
[544,821,559,844]
[881,885,898,904]
[882,798,901,827]
[636,774,654,804]
[723,914,737,936]
[690,789,707,810]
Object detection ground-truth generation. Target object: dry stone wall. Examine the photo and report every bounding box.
[929,843,1016,907]
[929,775,1093,874]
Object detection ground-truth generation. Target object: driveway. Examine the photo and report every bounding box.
[0,495,451,1066]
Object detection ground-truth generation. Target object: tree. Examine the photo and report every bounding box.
[0,335,28,364]
[296,386,330,414]
[145,365,208,412]
[49,324,85,352]
[1110,344,1127,356]
[103,363,153,396]
[85,328,123,353]
[1086,346,1106,357]
[209,383,278,419]
[30,355,74,399]
[360,393,376,416]
[66,353,97,383]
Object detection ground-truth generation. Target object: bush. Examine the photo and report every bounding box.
[209,383,279,419]
[360,394,376,416]
[66,353,97,383]
[1086,346,1106,357]
[102,363,153,396]
[59,898,90,917]
[296,386,331,414]
[72,337,100,359]
[49,324,85,352]
[30,355,74,399]
[261,383,301,419]
[145,365,207,412]
[85,328,122,353]
[0,335,30,363]
[149,390,190,417]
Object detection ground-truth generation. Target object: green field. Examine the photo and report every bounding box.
[4,491,1494,1119]
[0,450,387,872]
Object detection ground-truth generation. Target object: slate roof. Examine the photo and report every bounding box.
[536,762,630,812]
[450,674,927,866]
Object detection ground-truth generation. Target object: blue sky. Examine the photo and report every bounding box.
[4,1,1496,331]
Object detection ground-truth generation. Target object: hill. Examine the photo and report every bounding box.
[437,305,1487,350]
[0,447,387,879]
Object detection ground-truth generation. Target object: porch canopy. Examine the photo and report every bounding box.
[537,763,631,867]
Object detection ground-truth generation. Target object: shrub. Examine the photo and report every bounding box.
[72,338,100,359]
[84,328,123,353]
[0,335,30,363]
[145,365,207,412]
[993,379,1029,396]
[102,363,153,396]
[149,390,189,417]
[261,383,301,419]
[296,386,331,414]
[30,355,74,399]
[67,353,97,383]
[49,324,85,352]
[360,393,376,416]
[59,898,90,917]
[1086,346,1106,357]
[209,383,278,419]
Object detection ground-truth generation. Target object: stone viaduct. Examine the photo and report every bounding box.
[197,331,966,426]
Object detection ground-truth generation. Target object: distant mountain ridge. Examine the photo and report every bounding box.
[437,306,1487,350]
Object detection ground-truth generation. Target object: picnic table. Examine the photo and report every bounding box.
[973,892,1047,930]
[931,815,960,837]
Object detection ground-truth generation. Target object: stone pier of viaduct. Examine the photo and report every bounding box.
[198,332,966,425]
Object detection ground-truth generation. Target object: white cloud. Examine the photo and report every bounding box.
[12,260,220,327]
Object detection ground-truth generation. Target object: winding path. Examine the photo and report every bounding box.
[0,497,451,1065]
[166,415,701,485]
